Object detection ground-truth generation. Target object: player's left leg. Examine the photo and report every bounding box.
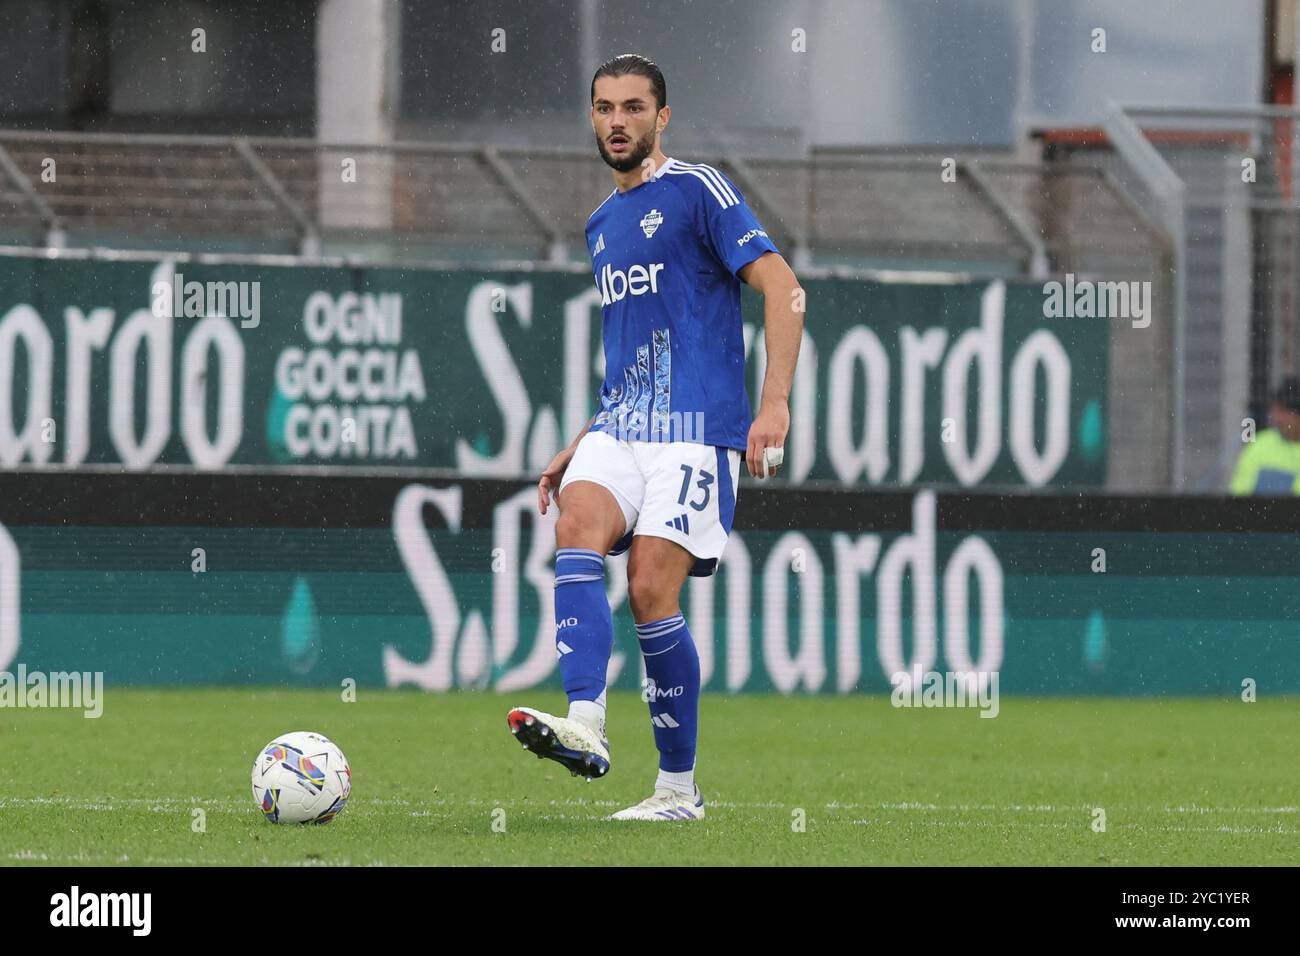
[608,441,742,822]
[608,534,706,821]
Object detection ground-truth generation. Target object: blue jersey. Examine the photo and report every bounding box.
[585,157,779,452]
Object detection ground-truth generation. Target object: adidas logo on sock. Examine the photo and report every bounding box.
[665,513,690,534]
[650,713,680,728]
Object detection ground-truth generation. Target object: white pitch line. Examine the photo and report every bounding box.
[829,801,1300,815]
[2,796,1297,817]
[852,819,1074,830]
[1161,805,1300,814]
[848,819,1300,835]
[1139,824,1300,834]
[6,850,360,866]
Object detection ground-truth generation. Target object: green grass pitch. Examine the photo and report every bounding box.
[0,689,1294,866]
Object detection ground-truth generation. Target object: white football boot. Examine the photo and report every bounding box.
[609,785,706,821]
[506,706,610,780]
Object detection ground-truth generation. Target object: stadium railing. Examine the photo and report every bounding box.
[0,131,1164,277]
[1096,104,1299,492]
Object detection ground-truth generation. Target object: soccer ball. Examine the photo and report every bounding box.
[251,731,351,824]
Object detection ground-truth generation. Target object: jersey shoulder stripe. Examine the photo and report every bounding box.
[665,162,738,208]
[671,161,739,204]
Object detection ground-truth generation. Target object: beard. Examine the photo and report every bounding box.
[595,127,657,173]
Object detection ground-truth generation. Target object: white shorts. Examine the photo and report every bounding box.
[558,430,743,577]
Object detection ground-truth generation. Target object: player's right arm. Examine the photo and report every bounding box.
[538,413,598,514]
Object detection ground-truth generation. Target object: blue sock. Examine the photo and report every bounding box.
[554,548,613,726]
[635,613,700,773]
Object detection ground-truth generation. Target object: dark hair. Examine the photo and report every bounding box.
[591,54,666,113]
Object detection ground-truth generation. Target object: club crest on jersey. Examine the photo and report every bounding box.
[640,208,664,238]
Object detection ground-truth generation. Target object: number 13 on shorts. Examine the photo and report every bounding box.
[677,463,714,511]
[636,444,741,576]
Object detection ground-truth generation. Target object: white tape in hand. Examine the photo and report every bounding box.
[761,446,784,478]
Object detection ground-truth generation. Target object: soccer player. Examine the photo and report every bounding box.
[507,53,804,821]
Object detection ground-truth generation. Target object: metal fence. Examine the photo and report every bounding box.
[0,130,1162,271]
[1102,104,1300,493]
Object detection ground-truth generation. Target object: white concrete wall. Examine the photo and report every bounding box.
[317,0,400,229]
